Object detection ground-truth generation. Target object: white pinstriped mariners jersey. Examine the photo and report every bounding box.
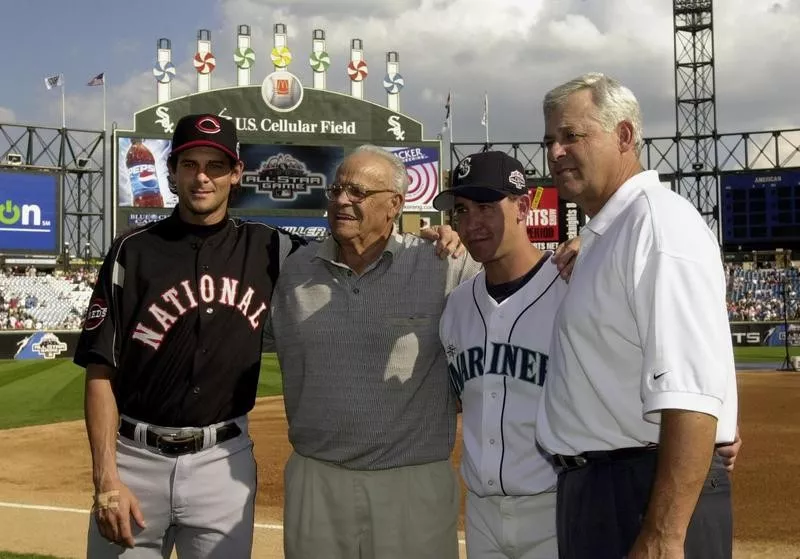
[440,257,568,497]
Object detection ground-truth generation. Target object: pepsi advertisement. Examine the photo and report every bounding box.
[116,138,177,208]
[116,137,343,211]
[0,171,60,253]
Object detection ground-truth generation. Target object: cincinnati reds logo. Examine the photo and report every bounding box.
[83,299,108,331]
[195,116,222,134]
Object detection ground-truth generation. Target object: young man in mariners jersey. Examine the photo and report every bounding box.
[436,151,568,559]
[73,114,305,557]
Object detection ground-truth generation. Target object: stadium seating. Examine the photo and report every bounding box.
[0,268,96,330]
[727,265,800,321]
[0,263,798,330]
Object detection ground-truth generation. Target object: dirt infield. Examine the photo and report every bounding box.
[0,371,798,558]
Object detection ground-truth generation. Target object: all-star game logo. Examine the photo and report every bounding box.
[241,153,326,200]
[31,333,68,359]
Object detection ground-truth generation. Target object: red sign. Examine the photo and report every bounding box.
[276,79,290,95]
[526,186,559,246]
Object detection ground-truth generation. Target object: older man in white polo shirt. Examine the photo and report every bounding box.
[536,73,739,559]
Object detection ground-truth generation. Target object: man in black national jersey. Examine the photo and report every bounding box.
[73,114,303,557]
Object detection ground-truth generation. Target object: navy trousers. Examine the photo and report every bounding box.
[556,450,732,559]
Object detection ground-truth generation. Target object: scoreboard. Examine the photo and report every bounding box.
[721,169,800,251]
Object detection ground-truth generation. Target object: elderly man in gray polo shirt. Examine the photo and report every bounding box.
[268,144,480,559]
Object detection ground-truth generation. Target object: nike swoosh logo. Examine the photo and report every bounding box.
[653,372,668,380]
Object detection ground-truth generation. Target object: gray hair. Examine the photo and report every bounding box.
[350,144,410,197]
[543,72,644,155]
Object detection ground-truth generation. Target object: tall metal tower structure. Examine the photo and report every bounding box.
[0,124,106,259]
[673,0,719,236]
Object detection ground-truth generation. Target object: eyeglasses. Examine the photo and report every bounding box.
[325,183,397,203]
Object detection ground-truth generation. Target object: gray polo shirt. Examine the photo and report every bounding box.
[268,231,481,470]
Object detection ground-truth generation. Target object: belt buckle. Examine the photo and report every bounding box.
[155,431,201,456]
[556,454,588,469]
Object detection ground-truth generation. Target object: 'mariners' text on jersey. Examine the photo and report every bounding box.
[447,342,548,396]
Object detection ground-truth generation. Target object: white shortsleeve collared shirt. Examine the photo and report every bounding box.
[536,170,739,455]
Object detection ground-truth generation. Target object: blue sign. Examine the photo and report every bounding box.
[0,171,59,252]
[121,212,329,241]
[14,331,70,360]
[763,324,800,347]
[721,169,800,251]
[242,216,329,241]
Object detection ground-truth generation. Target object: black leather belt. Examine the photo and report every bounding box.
[553,444,658,470]
[118,418,241,456]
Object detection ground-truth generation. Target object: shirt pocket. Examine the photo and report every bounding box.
[385,314,435,328]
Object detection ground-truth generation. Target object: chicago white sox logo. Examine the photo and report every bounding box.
[457,157,471,179]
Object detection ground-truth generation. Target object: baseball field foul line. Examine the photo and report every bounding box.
[0,501,282,529]
[0,501,468,543]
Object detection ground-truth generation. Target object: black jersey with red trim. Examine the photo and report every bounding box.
[74,211,305,427]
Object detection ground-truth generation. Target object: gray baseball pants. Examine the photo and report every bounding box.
[86,416,256,558]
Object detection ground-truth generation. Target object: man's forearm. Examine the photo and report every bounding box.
[640,409,717,542]
[85,364,120,490]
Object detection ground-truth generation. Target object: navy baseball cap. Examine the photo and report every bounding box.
[169,114,240,162]
[432,151,528,211]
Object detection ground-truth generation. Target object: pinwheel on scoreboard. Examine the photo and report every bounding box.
[271,46,292,68]
[382,146,440,211]
[234,47,255,69]
[152,61,176,84]
[383,72,405,94]
[347,60,368,82]
[193,51,216,74]
[309,51,331,72]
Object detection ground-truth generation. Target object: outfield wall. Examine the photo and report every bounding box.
[730,321,800,347]
[0,331,80,360]
[0,322,798,359]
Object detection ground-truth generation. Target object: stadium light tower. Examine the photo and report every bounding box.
[673,0,719,237]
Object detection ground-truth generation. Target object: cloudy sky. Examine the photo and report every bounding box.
[1,0,797,148]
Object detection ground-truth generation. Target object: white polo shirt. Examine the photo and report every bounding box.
[536,170,738,456]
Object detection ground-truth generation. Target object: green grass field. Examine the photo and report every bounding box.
[0,354,283,430]
[731,346,796,362]
[0,347,794,431]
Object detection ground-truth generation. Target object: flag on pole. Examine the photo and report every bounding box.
[87,72,105,86]
[481,92,489,145]
[438,91,454,142]
[45,74,64,90]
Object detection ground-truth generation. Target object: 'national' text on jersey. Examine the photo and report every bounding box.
[447,342,549,396]
[132,275,268,350]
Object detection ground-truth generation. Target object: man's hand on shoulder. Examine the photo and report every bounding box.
[420,224,465,260]
[552,236,580,281]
